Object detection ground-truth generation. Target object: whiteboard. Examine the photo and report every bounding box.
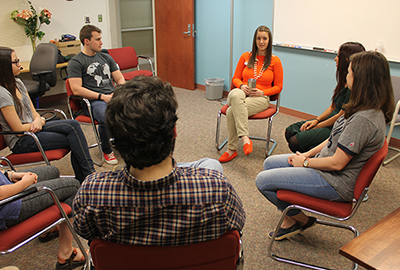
[273,0,400,62]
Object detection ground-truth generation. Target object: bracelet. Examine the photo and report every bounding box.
[239,84,244,89]
[98,93,102,100]
[5,170,14,182]
[315,118,320,122]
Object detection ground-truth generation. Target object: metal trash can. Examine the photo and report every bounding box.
[205,78,224,100]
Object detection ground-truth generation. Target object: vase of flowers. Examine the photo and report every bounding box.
[11,1,52,52]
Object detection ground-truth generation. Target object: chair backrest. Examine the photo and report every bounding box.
[391,76,400,105]
[65,79,83,112]
[30,43,58,87]
[353,139,388,200]
[90,230,241,270]
[107,47,139,71]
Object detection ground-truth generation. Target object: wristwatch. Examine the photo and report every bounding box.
[303,158,310,167]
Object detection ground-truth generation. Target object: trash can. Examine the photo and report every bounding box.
[205,78,224,100]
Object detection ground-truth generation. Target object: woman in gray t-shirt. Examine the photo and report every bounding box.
[256,51,395,241]
[0,47,95,182]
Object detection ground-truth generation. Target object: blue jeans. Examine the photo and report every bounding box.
[12,119,95,182]
[255,154,343,216]
[178,158,223,173]
[82,99,112,154]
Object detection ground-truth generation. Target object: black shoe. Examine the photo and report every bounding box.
[301,217,317,231]
[269,222,301,241]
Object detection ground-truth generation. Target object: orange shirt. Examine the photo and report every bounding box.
[232,52,283,96]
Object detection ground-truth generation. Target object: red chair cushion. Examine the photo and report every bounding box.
[75,115,99,125]
[220,104,277,119]
[277,190,353,218]
[91,230,240,270]
[0,203,71,251]
[123,70,153,81]
[1,149,70,166]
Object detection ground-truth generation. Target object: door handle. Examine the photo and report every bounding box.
[183,24,191,37]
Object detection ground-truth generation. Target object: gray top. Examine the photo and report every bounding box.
[0,78,34,149]
[67,51,119,95]
[316,109,386,201]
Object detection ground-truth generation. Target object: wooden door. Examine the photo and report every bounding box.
[154,0,195,90]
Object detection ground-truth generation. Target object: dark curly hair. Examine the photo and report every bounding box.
[106,76,178,169]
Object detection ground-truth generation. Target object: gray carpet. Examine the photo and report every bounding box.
[1,87,400,270]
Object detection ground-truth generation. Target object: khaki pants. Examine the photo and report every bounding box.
[226,88,270,150]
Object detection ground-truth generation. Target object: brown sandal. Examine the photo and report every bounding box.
[56,248,86,270]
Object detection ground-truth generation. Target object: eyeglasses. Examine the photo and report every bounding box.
[12,59,20,65]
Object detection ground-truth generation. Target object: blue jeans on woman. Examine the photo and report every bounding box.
[255,154,343,216]
[11,119,95,182]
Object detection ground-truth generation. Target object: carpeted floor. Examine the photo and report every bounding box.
[1,87,400,270]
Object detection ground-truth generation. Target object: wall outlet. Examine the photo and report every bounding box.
[85,16,90,24]
[98,14,103,22]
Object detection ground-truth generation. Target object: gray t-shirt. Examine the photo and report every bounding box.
[0,78,34,149]
[316,109,386,201]
[67,51,119,95]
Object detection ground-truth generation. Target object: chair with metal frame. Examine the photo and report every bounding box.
[90,229,243,270]
[106,46,154,81]
[0,109,70,169]
[267,140,388,270]
[0,157,90,269]
[65,79,104,166]
[383,75,400,165]
[215,83,281,157]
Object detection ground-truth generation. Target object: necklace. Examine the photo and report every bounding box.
[253,58,265,79]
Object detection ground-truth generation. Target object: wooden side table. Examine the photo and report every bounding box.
[339,207,400,270]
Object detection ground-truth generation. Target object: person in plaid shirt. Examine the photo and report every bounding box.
[73,76,245,246]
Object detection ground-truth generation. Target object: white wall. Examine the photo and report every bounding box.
[2,0,111,61]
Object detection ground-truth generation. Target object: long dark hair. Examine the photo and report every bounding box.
[247,25,273,71]
[345,51,395,124]
[332,42,365,102]
[0,47,22,112]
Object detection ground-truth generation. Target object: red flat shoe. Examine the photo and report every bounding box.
[243,140,253,156]
[219,151,238,163]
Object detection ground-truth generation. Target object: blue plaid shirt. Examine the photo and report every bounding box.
[73,160,245,246]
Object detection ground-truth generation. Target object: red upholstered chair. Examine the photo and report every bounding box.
[0,170,89,269]
[90,230,244,270]
[267,140,388,270]
[65,79,104,166]
[107,46,154,81]
[0,110,70,169]
[215,83,281,156]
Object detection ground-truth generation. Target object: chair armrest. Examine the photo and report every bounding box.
[137,55,155,75]
[0,131,25,136]
[0,157,15,171]
[31,70,52,77]
[0,187,38,207]
[0,131,50,165]
[37,108,68,120]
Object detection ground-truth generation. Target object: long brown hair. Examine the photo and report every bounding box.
[332,42,365,102]
[345,51,395,124]
[247,25,272,72]
[0,47,22,113]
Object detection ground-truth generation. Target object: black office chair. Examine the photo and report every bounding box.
[22,43,58,108]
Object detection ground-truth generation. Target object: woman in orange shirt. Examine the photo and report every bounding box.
[219,25,283,163]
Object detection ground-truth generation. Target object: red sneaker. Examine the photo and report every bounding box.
[103,152,118,165]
